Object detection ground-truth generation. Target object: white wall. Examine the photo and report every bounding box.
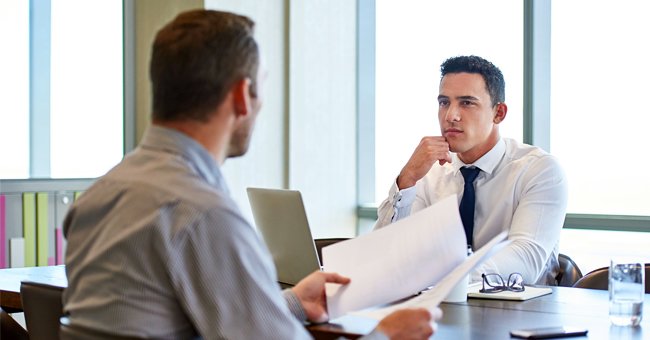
[288,1,358,238]
[203,1,289,227]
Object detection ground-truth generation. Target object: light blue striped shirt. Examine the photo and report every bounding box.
[63,126,311,339]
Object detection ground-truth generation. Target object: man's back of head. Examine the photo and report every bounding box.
[150,10,260,123]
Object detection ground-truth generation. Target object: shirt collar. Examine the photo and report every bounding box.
[138,125,229,193]
[451,138,506,175]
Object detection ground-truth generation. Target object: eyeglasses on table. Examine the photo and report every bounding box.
[479,272,525,293]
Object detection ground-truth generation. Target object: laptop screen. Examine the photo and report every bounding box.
[246,188,321,286]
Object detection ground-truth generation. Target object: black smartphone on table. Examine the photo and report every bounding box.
[510,326,588,339]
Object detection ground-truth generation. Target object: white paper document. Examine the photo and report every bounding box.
[323,194,510,319]
[323,195,468,319]
[351,232,509,320]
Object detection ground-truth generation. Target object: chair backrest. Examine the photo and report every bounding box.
[314,238,349,266]
[20,281,65,340]
[573,264,650,293]
[1,309,29,340]
[572,266,608,290]
[556,253,584,287]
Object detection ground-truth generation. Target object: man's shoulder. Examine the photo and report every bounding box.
[501,138,565,179]
[503,138,557,163]
[75,165,241,239]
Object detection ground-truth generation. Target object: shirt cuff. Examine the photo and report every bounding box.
[362,329,390,340]
[282,289,307,322]
[389,181,417,221]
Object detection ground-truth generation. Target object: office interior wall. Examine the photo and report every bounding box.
[203,0,288,230]
[133,0,203,144]
[203,0,358,238]
[288,1,357,238]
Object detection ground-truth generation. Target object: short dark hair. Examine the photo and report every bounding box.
[150,10,259,122]
[440,55,505,106]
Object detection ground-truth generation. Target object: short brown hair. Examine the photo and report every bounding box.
[150,10,259,122]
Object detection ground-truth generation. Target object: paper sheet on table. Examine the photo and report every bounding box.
[350,232,509,320]
[323,195,467,319]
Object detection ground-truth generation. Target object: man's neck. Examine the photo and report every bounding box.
[457,132,500,164]
[152,114,232,165]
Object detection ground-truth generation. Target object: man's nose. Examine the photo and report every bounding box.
[445,103,461,122]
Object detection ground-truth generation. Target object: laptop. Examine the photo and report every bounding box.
[246,188,321,286]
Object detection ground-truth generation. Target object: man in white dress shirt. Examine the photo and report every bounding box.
[375,55,568,285]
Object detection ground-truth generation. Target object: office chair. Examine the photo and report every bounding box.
[1,309,29,340]
[20,281,65,340]
[314,238,349,266]
[556,253,583,287]
[20,282,162,340]
[573,264,650,293]
[60,316,148,340]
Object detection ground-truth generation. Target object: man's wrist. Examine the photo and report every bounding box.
[396,173,416,189]
[282,289,307,322]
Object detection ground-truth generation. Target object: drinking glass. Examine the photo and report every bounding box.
[609,259,644,326]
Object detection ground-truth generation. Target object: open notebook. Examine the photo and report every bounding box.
[468,284,552,301]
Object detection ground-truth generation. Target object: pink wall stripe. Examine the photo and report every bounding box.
[0,195,6,268]
[48,256,55,266]
[56,227,64,265]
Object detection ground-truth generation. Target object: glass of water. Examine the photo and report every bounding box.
[609,259,644,326]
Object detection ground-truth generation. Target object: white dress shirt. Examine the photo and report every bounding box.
[375,138,568,285]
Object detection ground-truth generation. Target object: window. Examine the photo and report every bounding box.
[550,1,650,216]
[0,0,30,178]
[374,0,523,202]
[0,0,124,180]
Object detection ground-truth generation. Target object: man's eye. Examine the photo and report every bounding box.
[438,101,449,107]
[461,100,474,106]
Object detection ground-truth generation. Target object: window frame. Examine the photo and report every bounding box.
[356,0,650,234]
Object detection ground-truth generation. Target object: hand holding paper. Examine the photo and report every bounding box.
[354,232,509,320]
[322,194,510,319]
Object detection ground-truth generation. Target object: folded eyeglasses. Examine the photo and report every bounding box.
[479,272,525,293]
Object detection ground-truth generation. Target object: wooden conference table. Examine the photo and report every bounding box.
[2,266,649,339]
[309,287,650,339]
[0,265,67,312]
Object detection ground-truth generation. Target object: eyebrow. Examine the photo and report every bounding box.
[437,95,480,101]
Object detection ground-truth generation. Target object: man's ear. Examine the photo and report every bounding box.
[232,78,252,117]
[493,102,508,124]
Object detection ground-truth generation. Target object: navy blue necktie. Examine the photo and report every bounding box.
[459,166,481,247]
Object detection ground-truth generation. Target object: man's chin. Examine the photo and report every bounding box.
[447,143,462,153]
[227,144,251,159]
[227,149,247,159]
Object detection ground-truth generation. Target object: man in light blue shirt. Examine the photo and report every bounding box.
[63,9,439,339]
